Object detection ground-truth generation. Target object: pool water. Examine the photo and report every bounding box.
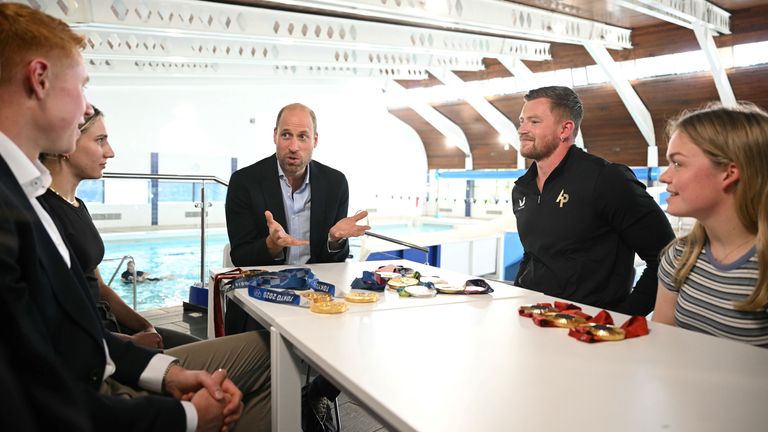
[101,223,453,311]
[100,230,229,311]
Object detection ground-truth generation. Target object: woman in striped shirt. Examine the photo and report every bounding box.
[653,102,768,348]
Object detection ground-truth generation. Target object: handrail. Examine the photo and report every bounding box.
[363,231,430,264]
[364,231,429,254]
[103,172,229,186]
[103,255,138,309]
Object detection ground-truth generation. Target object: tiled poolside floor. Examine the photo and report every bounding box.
[141,305,388,432]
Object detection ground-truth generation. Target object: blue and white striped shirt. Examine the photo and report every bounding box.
[659,241,768,348]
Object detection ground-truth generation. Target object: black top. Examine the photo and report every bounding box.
[512,146,674,316]
[39,189,104,301]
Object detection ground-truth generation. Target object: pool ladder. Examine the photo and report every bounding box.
[105,255,138,310]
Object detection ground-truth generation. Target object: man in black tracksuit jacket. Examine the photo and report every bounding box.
[512,86,674,316]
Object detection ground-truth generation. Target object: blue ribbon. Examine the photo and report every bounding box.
[248,285,311,307]
[244,267,336,303]
[350,271,386,292]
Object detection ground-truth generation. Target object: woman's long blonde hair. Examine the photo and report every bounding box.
[668,102,768,311]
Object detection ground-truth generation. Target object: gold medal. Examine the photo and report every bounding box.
[434,283,463,294]
[345,292,379,303]
[404,285,436,298]
[300,291,332,303]
[545,312,587,328]
[519,304,559,315]
[419,276,443,284]
[581,323,626,341]
[376,271,401,280]
[310,301,348,314]
[387,277,419,289]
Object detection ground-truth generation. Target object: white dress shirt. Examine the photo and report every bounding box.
[0,132,196,431]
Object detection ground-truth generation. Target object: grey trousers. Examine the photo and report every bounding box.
[102,330,271,431]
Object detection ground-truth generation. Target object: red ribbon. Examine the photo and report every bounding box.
[567,311,650,343]
[519,300,650,342]
[211,268,245,338]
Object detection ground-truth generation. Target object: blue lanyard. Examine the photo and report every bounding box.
[242,268,336,305]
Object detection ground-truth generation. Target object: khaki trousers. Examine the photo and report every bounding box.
[101,330,271,431]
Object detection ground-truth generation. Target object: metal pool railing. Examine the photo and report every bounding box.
[102,172,230,290]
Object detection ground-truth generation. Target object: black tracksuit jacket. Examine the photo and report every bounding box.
[512,146,674,316]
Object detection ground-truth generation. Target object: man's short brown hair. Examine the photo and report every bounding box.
[0,3,85,85]
[524,86,584,137]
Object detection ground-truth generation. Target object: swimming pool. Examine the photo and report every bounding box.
[100,223,453,311]
[99,229,230,311]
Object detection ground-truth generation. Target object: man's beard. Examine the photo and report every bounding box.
[519,136,559,161]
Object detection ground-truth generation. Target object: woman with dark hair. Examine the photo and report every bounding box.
[654,102,768,348]
[40,106,198,349]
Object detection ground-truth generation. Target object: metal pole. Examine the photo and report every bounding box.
[364,231,429,253]
[199,184,207,286]
[131,259,137,310]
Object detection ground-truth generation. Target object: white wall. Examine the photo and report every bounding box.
[86,78,427,219]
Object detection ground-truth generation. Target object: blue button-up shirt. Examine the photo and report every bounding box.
[277,160,311,264]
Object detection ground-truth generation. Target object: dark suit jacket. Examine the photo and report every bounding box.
[0,157,186,431]
[226,154,350,266]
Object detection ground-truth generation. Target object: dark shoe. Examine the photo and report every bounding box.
[301,383,337,432]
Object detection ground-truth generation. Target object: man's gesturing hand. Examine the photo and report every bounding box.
[264,210,309,256]
[329,210,371,242]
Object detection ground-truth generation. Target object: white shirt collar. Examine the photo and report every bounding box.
[0,131,52,198]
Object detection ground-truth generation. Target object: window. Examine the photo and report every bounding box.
[193,182,227,202]
[157,182,194,202]
[77,180,105,203]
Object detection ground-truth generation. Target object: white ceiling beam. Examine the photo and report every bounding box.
[84,57,428,81]
[40,0,551,59]
[693,23,737,107]
[583,41,657,166]
[495,57,528,168]
[617,1,736,110]
[387,81,473,169]
[428,67,519,162]
[616,0,730,34]
[22,0,551,79]
[259,0,633,49]
[78,27,486,78]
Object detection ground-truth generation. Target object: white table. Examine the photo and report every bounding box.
[207,259,532,339]
[275,294,768,432]
[207,260,534,429]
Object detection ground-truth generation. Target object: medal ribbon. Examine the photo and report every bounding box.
[248,285,312,307]
[211,267,250,338]
[350,271,387,292]
[567,310,649,343]
[245,267,336,305]
[519,301,650,342]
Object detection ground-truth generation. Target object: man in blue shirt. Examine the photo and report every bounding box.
[226,103,369,431]
[226,103,370,267]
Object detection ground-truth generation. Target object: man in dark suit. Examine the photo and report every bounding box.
[226,103,370,267]
[225,103,369,431]
[0,4,267,431]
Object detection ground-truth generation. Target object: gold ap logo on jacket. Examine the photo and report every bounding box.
[556,189,569,208]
